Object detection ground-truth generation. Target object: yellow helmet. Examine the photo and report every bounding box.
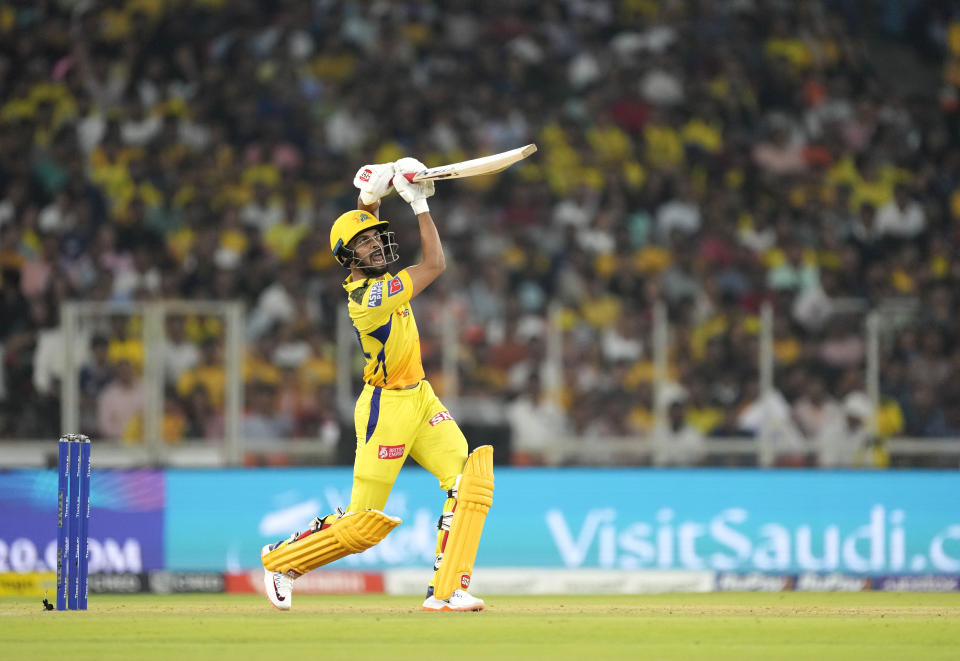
[329,209,392,267]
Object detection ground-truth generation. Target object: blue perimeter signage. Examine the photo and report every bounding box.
[0,470,164,573]
[1,468,957,575]
[163,468,960,574]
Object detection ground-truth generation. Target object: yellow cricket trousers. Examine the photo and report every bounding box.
[347,380,467,511]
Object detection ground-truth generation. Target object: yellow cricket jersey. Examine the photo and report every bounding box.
[343,270,424,389]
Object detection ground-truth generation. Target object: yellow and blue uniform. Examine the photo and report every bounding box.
[261,209,491,600]
[342,269,467,516]
[345,269,424,389]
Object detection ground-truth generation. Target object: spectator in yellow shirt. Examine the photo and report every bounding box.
[264,195,311,261]
[177,337,226,409]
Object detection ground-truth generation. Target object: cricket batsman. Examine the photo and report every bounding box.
[260,158,494,612]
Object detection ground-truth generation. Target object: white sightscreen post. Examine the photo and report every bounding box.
[224,302,244,465]
[60,302,79,435]
[336,307,353,417]
[865,311,880,430]
[142,303,164,462]
[442,308,458,403]
[757,302,775,467]
[759,302,774,397]
[652,299,668,425]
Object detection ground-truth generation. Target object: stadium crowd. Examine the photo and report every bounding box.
[1,0,959,467]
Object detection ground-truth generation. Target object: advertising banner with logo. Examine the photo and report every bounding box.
[0,470,164,574]
[164,468,960,575]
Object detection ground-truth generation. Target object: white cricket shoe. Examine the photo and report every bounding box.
[422,589,485,612]
[261,543,294,611]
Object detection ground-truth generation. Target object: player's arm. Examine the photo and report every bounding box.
[403,210,445,298]
[357,197,380,217]
[393,159,442,298]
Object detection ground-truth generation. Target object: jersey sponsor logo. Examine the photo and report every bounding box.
[396,308,409,318]
[368,282,383,307]
[460,574,471,589]
[388,277,404,296]
[429,411,453,426]
[378,444,405,460]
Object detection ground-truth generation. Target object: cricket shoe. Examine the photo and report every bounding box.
[422,588,485,612]
[261,542,295,611]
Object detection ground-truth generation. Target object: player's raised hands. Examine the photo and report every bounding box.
[393,158,435,215]
[353,163,395,205]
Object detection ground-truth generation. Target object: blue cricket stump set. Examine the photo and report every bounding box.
[56,433,91,611]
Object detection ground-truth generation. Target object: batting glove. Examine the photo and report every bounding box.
[393,158,435,215]
[353,163,395,205]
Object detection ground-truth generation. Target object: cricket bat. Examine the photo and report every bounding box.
[401,144,537,183]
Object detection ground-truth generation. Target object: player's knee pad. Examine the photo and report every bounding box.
[262,509,401,576]
[433,445,494,600]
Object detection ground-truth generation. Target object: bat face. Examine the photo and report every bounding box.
[402,144,537,183]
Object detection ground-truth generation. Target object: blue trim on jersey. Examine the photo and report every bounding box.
[368,316,393,344]
[365,386,382,444]
[368,316,392,385]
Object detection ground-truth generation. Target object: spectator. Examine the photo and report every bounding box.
[247,266,297,339]
[162,316,200,386]
[177,338,225,409]
[906,329,950,391]
[792,269,841,334]
[655,179,701,239]
[183,385,224,440]
[106,315,144,372]
[902,384,949,438]
[753,124,808,176]
[80,335,113,399]
[793,376,843,440]
[97,359,143,440]
[815,392,887,468]
[875,184,926,239]
[506,375,568,466]
[242,381,293,440]
[239,181,283,234]
[264,193,311,262]
[652,397,707,467]
[738,383,809,467]
[552,185,598,231]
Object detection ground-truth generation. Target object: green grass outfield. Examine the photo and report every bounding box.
[2,592,959,661]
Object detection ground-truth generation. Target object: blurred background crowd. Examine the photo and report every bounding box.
[1,0,959,468]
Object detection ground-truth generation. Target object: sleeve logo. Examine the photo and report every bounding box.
[378,444,405,459]
[388,277,404,296]
[367,282,383,307]
[428,410,453,426]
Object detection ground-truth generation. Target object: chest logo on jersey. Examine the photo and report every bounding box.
[388,277,404,296]
[368,282,383,307]
[429,411,454,426]
[378,444,405,460]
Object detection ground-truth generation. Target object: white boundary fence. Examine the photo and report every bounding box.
[0,298,957,467]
